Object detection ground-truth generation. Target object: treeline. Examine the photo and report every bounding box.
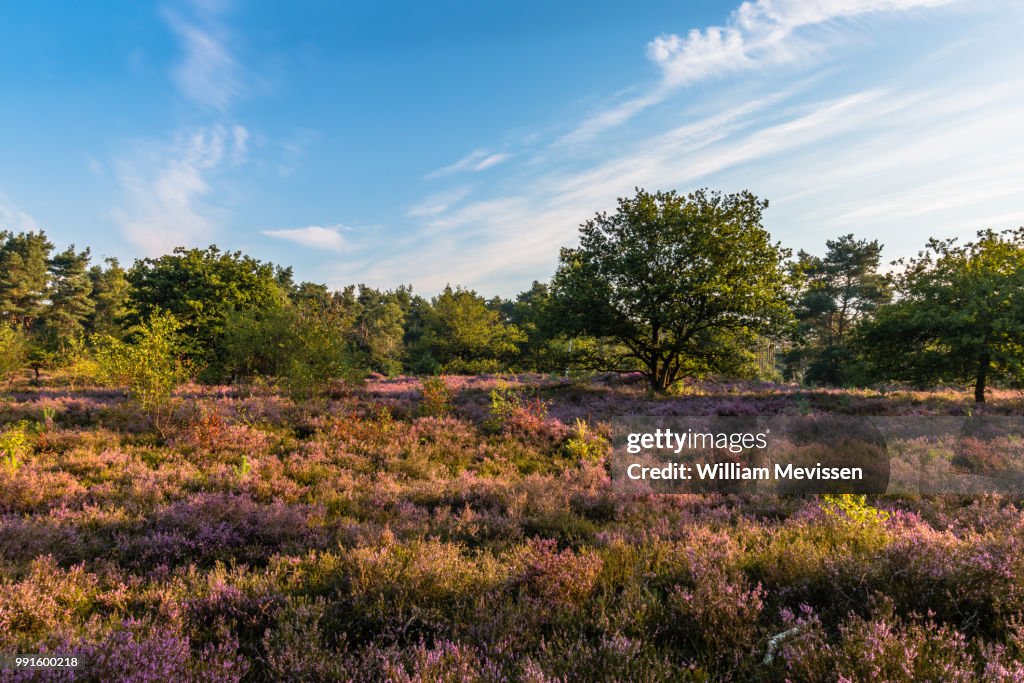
[2,187,1023,402]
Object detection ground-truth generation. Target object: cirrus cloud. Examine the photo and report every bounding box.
[262,225,349,252]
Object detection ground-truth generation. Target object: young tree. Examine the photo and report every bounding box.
[42,245,95,347]
[0,230,53,330]
[93,311,195,435]
[221,299,361,399]
[857,228,1024,402]
[787,235,890,385]
[550,188,790,392]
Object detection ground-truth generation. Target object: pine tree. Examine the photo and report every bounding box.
[44,245,94,347]
[87,257,130,337]
[0,230,53,330]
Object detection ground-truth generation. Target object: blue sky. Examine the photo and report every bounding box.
[1,0,1022,296]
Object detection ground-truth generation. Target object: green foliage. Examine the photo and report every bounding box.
[821,494,889,526]
[126,246,291,380]
[41,245,94,348]
[277,306,363,401]
[857,228,1024,402]
[223,300,363,400]
[787,235,890,385]
[485,382,520,432]
[58,335,101,391]
[550,187,791,392]
[93,311,195,434]
[484,382,547,433]
[500,281,575,373]
[87,257,130,337]
[352,285,409,376]
[0,325,29,384]
[40,407,56,431]
[0,230,53,330]
[563,418,608,464]
[1,420,32,473]
[419,376,454,417]
[413,286,525,374]
[235,454,252,481]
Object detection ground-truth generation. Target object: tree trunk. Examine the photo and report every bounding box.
[974,352,989,403]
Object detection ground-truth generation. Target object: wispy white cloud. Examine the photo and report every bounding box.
[262,225,349,252]
[344,31,1024,296]
[163,0,241,110]
[112,125,248,255]
[103,3,256,256]
[370,88,895,291]
[561,0,959,144]
[407,186,473,217]
[424,149,511,179]
[0,193,39,231]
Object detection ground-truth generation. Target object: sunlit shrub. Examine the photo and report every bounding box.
[0,420,32,474]
[821,493,890,526]
[0,325,29,386]
[419,376,454,418]
[92,311,195,436]
[563,418,608,464]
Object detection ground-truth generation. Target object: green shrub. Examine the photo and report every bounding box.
[485,382,547,433]
[419,376,454,417]
[563,418,608,464]
[93,311,194,435]
[821,494,889,526]
[223,302,363,401]
[0,325,29,386]
[1,421,32,474]
[59,335,101,391]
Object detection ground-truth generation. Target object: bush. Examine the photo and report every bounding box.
[563,418,608,464]
[821,494,889,526]
[419,376,454,417]
[93,311,194,435]
[0,325,28,385]
[0,421,32,474]
[222,302,363,400]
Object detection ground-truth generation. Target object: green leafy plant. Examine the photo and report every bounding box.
[485,381,548,434]
[485,382,520,432]
[235,454,253,481]
[0,325,29,388]
[1,420,32,474]
[60,335,101,391]
[93,311,195,436]
[40,407,56,432]
[821,494,889,526]
[563,418,608,464]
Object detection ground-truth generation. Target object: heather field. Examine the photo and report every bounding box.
[4,375,1024,682]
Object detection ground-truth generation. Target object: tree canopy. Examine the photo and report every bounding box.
[126,246,291,379]
[857,228,1024,402]
[412,286,525,374]
[550,188,791,392]
[0,230,53,330]
[786,235,890,385]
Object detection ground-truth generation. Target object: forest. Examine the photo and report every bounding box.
[3,188,1022,403]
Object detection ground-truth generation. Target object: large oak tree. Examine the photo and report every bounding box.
[550,188,790,392]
